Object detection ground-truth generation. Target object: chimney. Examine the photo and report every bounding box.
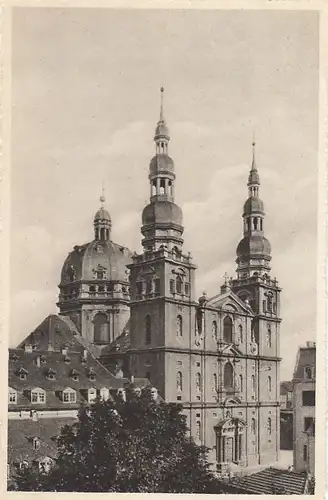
[36,355,41,368]
[24,344,33,353]
[131,375,134,384]
[82,350,88,361]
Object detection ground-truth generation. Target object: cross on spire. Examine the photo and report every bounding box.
[223,272,229,285]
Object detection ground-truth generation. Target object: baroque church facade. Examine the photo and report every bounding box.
[9,89,281,475]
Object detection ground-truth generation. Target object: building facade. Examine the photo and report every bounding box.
[292,342,316,475]
[9,89,283,478]
[127,88,281,473]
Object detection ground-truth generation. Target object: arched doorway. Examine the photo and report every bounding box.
[215,418,245,467]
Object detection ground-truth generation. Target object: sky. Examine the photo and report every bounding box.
[10,8,319,381]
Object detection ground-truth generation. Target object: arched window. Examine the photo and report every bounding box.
[177,371,183,392]
[267,324,272,347]
[213,373,218,392]
[251,418,256,435]
[253,217,258,230]
[177,315,183,337]
[239,374,243,392]
[196,420,201,441]
[267,376,272,393]
[145,315,151,345]
[267,417,272,436]
[196,372,201,393]
[176,275,183,294]
[251,374,256,394]
[305,367,312,380]
[267,293,273,313]
[252,318,259,344]
[223,316,233,343]
[224,362,233,390]
[212,321,218,341]
[238,324,243,343]
[94,313,110,344]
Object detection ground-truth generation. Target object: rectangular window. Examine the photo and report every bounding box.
[146,280,152,295]
[31,392,38,403]
[69,392,76,403]
[185,282,190,296]
[154,279,160,296]
[9,392,17,404]
[39,392,45,403]
[303,445,308,462]
[263,300,266,313]
[177,396,182,401]
[170,279,175,294]
[136,282,143,296]
[63,392,70,403]
[302,390,315,407]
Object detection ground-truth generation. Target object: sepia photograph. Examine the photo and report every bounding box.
[3,4,325,496]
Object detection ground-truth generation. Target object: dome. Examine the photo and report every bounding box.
[243,197,264,215]
[237,235,271,258]
[142,201,183,227]
[248,168,260,185]
[60,240,133,285]
[155,121,169,139]
[94,207,111,221]
[149,154,175,176]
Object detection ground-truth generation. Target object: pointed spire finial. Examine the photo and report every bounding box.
[252,129,256,170]
[100,181,105,207]
[160,86,164,121]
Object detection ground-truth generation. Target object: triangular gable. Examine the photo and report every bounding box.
[206,290,252,314]
[219,343,243,357]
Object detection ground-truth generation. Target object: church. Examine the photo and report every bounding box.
[8,88,281,477]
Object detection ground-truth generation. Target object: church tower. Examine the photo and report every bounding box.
[128,88,198,400]
[231,142,282,360]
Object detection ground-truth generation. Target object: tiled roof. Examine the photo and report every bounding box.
[8,417,76,464]
[8,347,126,410]
[293,344,316,381]
[17,314,103,358]
[229,467,309,495]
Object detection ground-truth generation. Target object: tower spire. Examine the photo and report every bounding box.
[160,86,164,122]
[94,182,111,242]
[235,140,271,278]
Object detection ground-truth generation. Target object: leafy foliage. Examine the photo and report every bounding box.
[13,389,224,493]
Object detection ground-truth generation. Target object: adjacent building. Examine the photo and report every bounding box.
[292,342,316,476]
[280,381,293,450]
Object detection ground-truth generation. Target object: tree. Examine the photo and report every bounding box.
[13,389,224,493]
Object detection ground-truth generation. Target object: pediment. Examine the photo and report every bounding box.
[206,290,252,314]
[218,343,243,357]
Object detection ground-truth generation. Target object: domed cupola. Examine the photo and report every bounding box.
[141,88,184,252]
[94,190,111,241]
[57,192,133,347]
[235,142,272,279]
